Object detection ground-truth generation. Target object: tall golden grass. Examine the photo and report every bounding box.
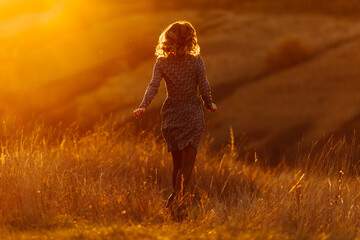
[0,119,359,238]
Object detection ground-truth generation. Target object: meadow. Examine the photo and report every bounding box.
[2,0,360,239]
[0,119,359,239]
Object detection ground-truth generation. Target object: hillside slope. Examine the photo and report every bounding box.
[1,5,360,157]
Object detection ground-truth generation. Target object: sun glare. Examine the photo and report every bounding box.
[0,0,120,120]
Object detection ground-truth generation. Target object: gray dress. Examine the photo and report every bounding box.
[139,54,213,152]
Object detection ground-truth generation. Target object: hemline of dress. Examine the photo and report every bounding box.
[166,136,198,153]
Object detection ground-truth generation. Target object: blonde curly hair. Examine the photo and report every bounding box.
[155,21,200,58]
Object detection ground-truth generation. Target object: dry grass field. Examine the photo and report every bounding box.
[2,0,360,239]
[0,120,359,239]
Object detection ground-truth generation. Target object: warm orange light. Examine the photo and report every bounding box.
[0,1,157,125]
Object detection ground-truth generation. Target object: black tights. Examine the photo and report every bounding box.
[171,144,197,195]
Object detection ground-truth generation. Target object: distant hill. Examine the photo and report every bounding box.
[1,2,360,160]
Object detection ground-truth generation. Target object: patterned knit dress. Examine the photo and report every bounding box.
[139,54,213,152]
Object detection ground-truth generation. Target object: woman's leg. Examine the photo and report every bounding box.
[170,144,197,221]
[171,150,182,190]
[166,149,182,208]
[175,144,197,195]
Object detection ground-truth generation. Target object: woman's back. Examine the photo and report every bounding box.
[140,54,213,111]
[159,55,199,100]
[160,54,200,100]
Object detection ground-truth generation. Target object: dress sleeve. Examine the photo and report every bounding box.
[139,59,163,109]
[197,55,213,110]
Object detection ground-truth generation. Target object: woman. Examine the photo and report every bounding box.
[133,20,217,219]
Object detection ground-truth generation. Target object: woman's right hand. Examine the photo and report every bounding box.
[208,103,217,112]
[133,107,146,119]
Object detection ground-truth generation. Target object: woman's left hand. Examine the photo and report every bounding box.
[208,103,217,112]
[133,107,146,119]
